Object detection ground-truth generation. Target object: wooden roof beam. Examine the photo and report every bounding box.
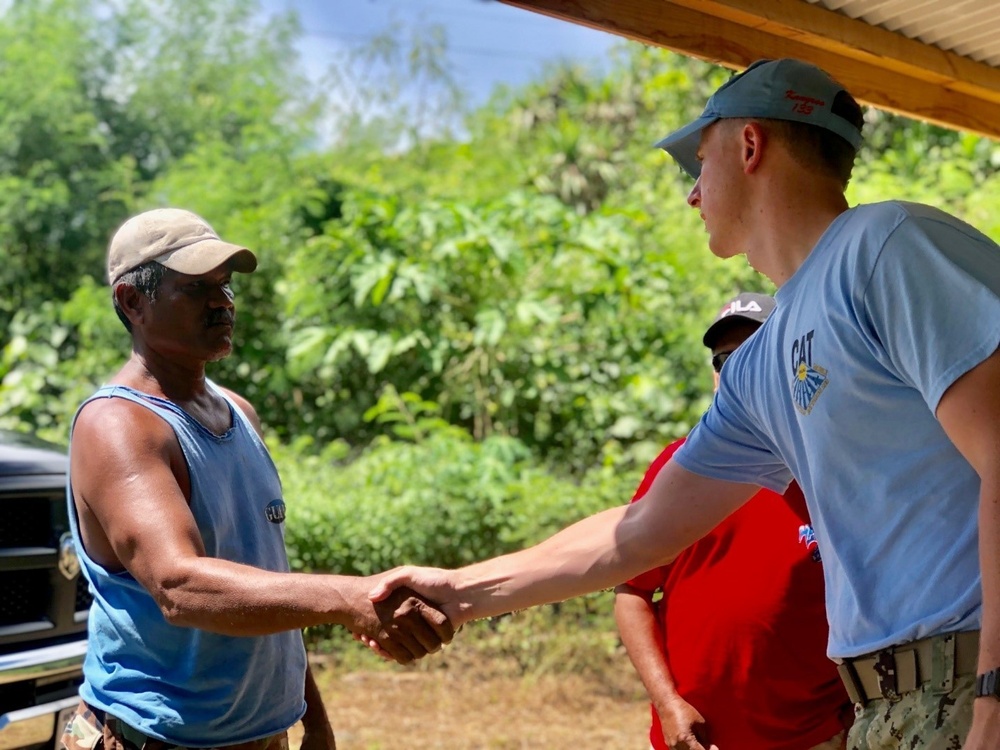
[500,0,1000,141]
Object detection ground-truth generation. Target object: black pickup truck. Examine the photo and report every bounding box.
[0,431,89,750]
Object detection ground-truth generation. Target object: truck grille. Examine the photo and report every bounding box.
[0,484,89,651]
[0,500,51,548]
[0,570,49,627]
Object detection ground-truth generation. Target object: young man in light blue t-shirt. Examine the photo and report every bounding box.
[368,60,1000,750]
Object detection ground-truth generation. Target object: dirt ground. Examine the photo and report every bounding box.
[294,654,651,750]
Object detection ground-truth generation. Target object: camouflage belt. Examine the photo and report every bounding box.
[833,630,979,705]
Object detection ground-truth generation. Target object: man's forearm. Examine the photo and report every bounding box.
[614,586,681,710]
[152,557,370,636]
[369,468,756,627]
[451,505,652,621]
[978,477,1000,673]
[452,472,752,622]
[968,478,1000,745]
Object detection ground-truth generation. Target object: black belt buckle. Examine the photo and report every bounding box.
[874,648,902,702]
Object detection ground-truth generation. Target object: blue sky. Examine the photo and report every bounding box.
[258,0,621,108]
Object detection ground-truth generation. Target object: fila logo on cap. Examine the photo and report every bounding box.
[719,300,763,318]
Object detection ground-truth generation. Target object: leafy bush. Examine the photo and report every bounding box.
[275,426,633,577]
[279,431,513,575]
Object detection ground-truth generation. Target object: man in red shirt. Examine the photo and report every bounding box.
[614,292,850,750]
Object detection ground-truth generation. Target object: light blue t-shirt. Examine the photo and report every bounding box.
[68,384,307,746]
[675,201,1000,659]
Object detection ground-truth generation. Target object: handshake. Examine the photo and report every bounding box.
[351,566,462,665]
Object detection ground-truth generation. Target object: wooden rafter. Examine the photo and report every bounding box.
[500,0,1000,140]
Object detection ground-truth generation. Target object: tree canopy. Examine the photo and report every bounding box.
[3,0,1000,482]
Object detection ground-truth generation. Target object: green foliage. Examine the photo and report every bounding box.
[0,0,129,329]
[0,0,322,435]
[0,0,313,336]
[0,25,771,473]
[9,9,1000,473]
[0,278,126,439]
[262,49,767,471]
[461,596,625,680]
[277,183,723,472]
[364,386,466,443]
[276,425,625,577]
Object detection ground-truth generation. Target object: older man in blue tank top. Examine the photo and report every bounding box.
[62,208,453,750]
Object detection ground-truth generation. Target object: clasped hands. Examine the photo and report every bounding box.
[353,567,461,665]
[355,582,452,665]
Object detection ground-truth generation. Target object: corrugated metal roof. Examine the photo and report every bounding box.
[808,0,1000,66]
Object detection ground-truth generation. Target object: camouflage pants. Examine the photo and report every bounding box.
[60,701,290,750]
[847,675,973,750]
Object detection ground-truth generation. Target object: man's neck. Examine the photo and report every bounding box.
[745,182,850,287]
[113,351,234,437]
[114,349,212,404]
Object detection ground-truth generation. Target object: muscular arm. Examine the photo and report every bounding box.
[936,348,1000,745]
[70,397,451,660]
[371,461,758,626]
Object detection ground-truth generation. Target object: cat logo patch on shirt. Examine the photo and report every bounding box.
[790,329,828,415]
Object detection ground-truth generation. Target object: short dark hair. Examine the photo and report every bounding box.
[113,261,167,332]
[766,91,864,188]
[729,91,865,188]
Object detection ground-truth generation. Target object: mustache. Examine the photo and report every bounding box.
[207,311,235,327]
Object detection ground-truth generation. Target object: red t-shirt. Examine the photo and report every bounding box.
[627,439,848,750]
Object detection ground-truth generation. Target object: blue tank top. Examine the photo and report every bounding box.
[67,384,307,746]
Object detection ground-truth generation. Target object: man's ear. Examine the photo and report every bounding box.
[114,283,147,327]
[740,121,767,174]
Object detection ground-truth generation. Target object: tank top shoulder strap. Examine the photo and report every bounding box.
[83,384,187,413]
[70,384,190,434]
[73,382,245,445]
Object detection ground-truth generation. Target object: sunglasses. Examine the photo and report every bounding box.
[712,350,735,374]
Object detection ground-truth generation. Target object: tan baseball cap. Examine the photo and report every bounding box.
[107,208,258,284]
